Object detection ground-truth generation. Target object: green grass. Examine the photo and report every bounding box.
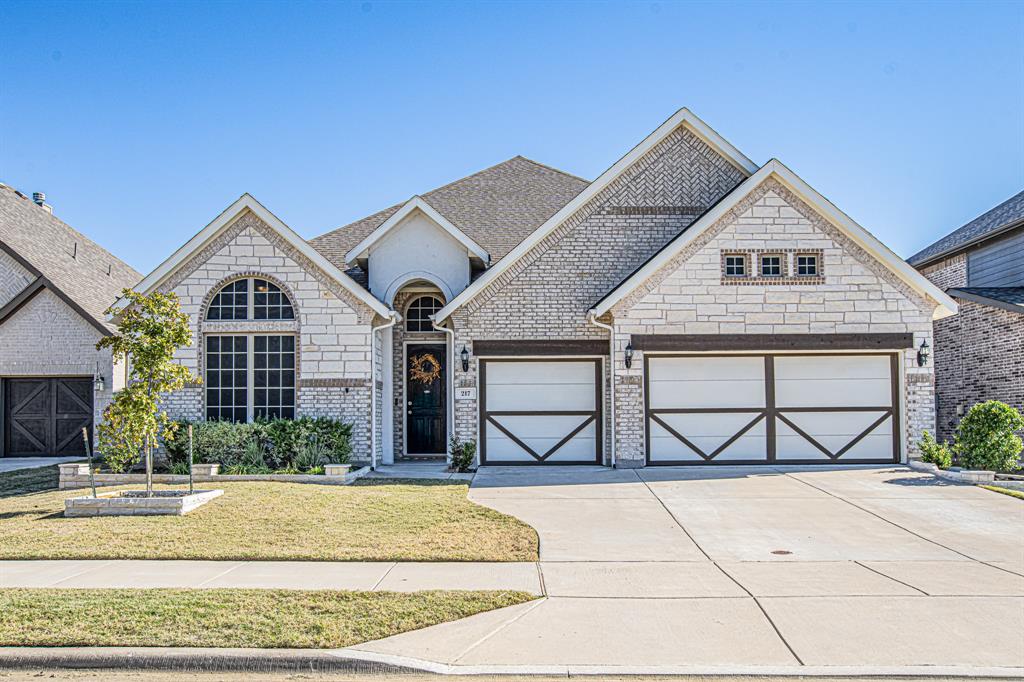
[0,477,538,561]
[981,484,1024,500]
[0,588,533,648]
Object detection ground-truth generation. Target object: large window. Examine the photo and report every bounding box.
[207,278,294,321]
[206,335,295,421]
[406,296,444,332]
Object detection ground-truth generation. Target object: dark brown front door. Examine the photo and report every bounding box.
[3,378,93,457]
[406,344,446,455]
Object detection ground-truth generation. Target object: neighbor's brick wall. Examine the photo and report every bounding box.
[0,288,114,446]
[449,125,747,461]
[920,256,1023,441]
[611,179,938,464]
[157,210,379,461]
[0,250,34,307]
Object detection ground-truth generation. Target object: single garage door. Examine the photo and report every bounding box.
[646,353,898,465]
[479,358,602,465]
[3,378,93,457]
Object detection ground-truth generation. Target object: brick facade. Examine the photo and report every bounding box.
[920,256,1024,441]
[449,125,747,459]
[158,210,381,462]
[610,180,937,464]
[0,288,114,446]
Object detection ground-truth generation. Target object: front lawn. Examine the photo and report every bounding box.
[0,588,532,648]
[981,484,1024,500]
[0,479,538,561]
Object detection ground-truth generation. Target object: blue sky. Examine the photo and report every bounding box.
[1,0,1021,273]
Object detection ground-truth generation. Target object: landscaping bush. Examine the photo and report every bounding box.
[163,417,352,473]
[449,435,476,473]
[954,401,1024,472]
[917,431,953,469]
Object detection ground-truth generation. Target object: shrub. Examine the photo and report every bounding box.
[917,431,953,469]
[448,435,476,473]
[163,417,352,470]
[294,438,330,472]
[954,401,1024,472]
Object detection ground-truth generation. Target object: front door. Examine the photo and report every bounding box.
[406,344,447,455]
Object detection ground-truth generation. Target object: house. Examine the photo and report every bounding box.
[908,190,1024,441]
[120,108,956,467]
[0,186,141,457]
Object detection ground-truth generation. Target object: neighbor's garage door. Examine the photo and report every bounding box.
[3,378,93,457]
[479,359,602,464]
[645,354,898,465]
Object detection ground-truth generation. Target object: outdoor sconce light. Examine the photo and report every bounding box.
[624,342,634,369]
[917,339,930,367]
[460,345,470,372]
[93,362,105,393]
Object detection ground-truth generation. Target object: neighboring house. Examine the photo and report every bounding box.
[120,108,956,468]
[0,186,141,458]
[908,190,1024,441]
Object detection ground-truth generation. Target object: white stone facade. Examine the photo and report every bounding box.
[158,210,382,462]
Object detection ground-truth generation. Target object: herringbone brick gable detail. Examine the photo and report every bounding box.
[460,125,746,328]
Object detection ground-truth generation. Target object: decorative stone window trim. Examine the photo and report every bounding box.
[721,252,752,279]
[721,249,825,285]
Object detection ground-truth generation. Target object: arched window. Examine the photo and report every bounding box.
[207,278,294,320]
[204,277,296,422]
[406,296,443,332]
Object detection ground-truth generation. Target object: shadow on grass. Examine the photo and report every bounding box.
[0,465,61,498]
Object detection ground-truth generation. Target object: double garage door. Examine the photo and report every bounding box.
[478,353,899,466]
[2,378,93,457]
[646,354,899,465]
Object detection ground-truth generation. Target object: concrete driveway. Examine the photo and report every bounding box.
[345,465,1024,674]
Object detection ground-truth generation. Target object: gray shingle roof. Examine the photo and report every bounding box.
[0,185,142,332]
[908,189,1024,266]
[309,156,589,273]
[950,286,1024,309]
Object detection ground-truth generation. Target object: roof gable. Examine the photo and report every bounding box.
[345,196,490,265]
[310,156,589,269]
[908,189,1024,267]
[120,194,390,318]
[592,160,958,320]
[0,184,141,333]
[434,108,758,323]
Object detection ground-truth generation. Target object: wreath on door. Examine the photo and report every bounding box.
[410,353,442,385]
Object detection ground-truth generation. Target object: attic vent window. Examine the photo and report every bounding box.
[406,296,444,332]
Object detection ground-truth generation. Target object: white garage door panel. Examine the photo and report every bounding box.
[481,359,601,464]
[645,353,898,465]
[648,356,765,410]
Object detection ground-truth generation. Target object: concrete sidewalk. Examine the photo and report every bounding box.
[0,560,542,593]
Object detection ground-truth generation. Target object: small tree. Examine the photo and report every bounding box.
[96,289,198,494]
[954,401,1024,472]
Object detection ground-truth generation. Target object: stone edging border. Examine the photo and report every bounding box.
[905,459,997,484]
[58,463,370,490]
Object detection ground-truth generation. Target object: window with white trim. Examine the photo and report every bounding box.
[206,334,295,421]
[724,255,747,277]
[207,278,294,321]
[406,296,444,332]
[760,254,783,277]
[796,254,819,277]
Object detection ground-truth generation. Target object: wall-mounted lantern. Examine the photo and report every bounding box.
[93,362,106,393]
[917,339,930,367]
[624,342,634,369]
[460,345,470,372]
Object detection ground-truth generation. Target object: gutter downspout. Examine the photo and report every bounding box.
[587,311,616,468]
[370,311,400,470]
[433,315,456,467]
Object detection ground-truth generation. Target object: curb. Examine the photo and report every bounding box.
[0,647,416,674]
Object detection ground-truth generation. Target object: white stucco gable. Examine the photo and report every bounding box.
[344,196,489,304]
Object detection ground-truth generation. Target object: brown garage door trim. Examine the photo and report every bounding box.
[479,357,603,466]
[632,333,914,352]
[644,352,900,466]
[473,339,609,356]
